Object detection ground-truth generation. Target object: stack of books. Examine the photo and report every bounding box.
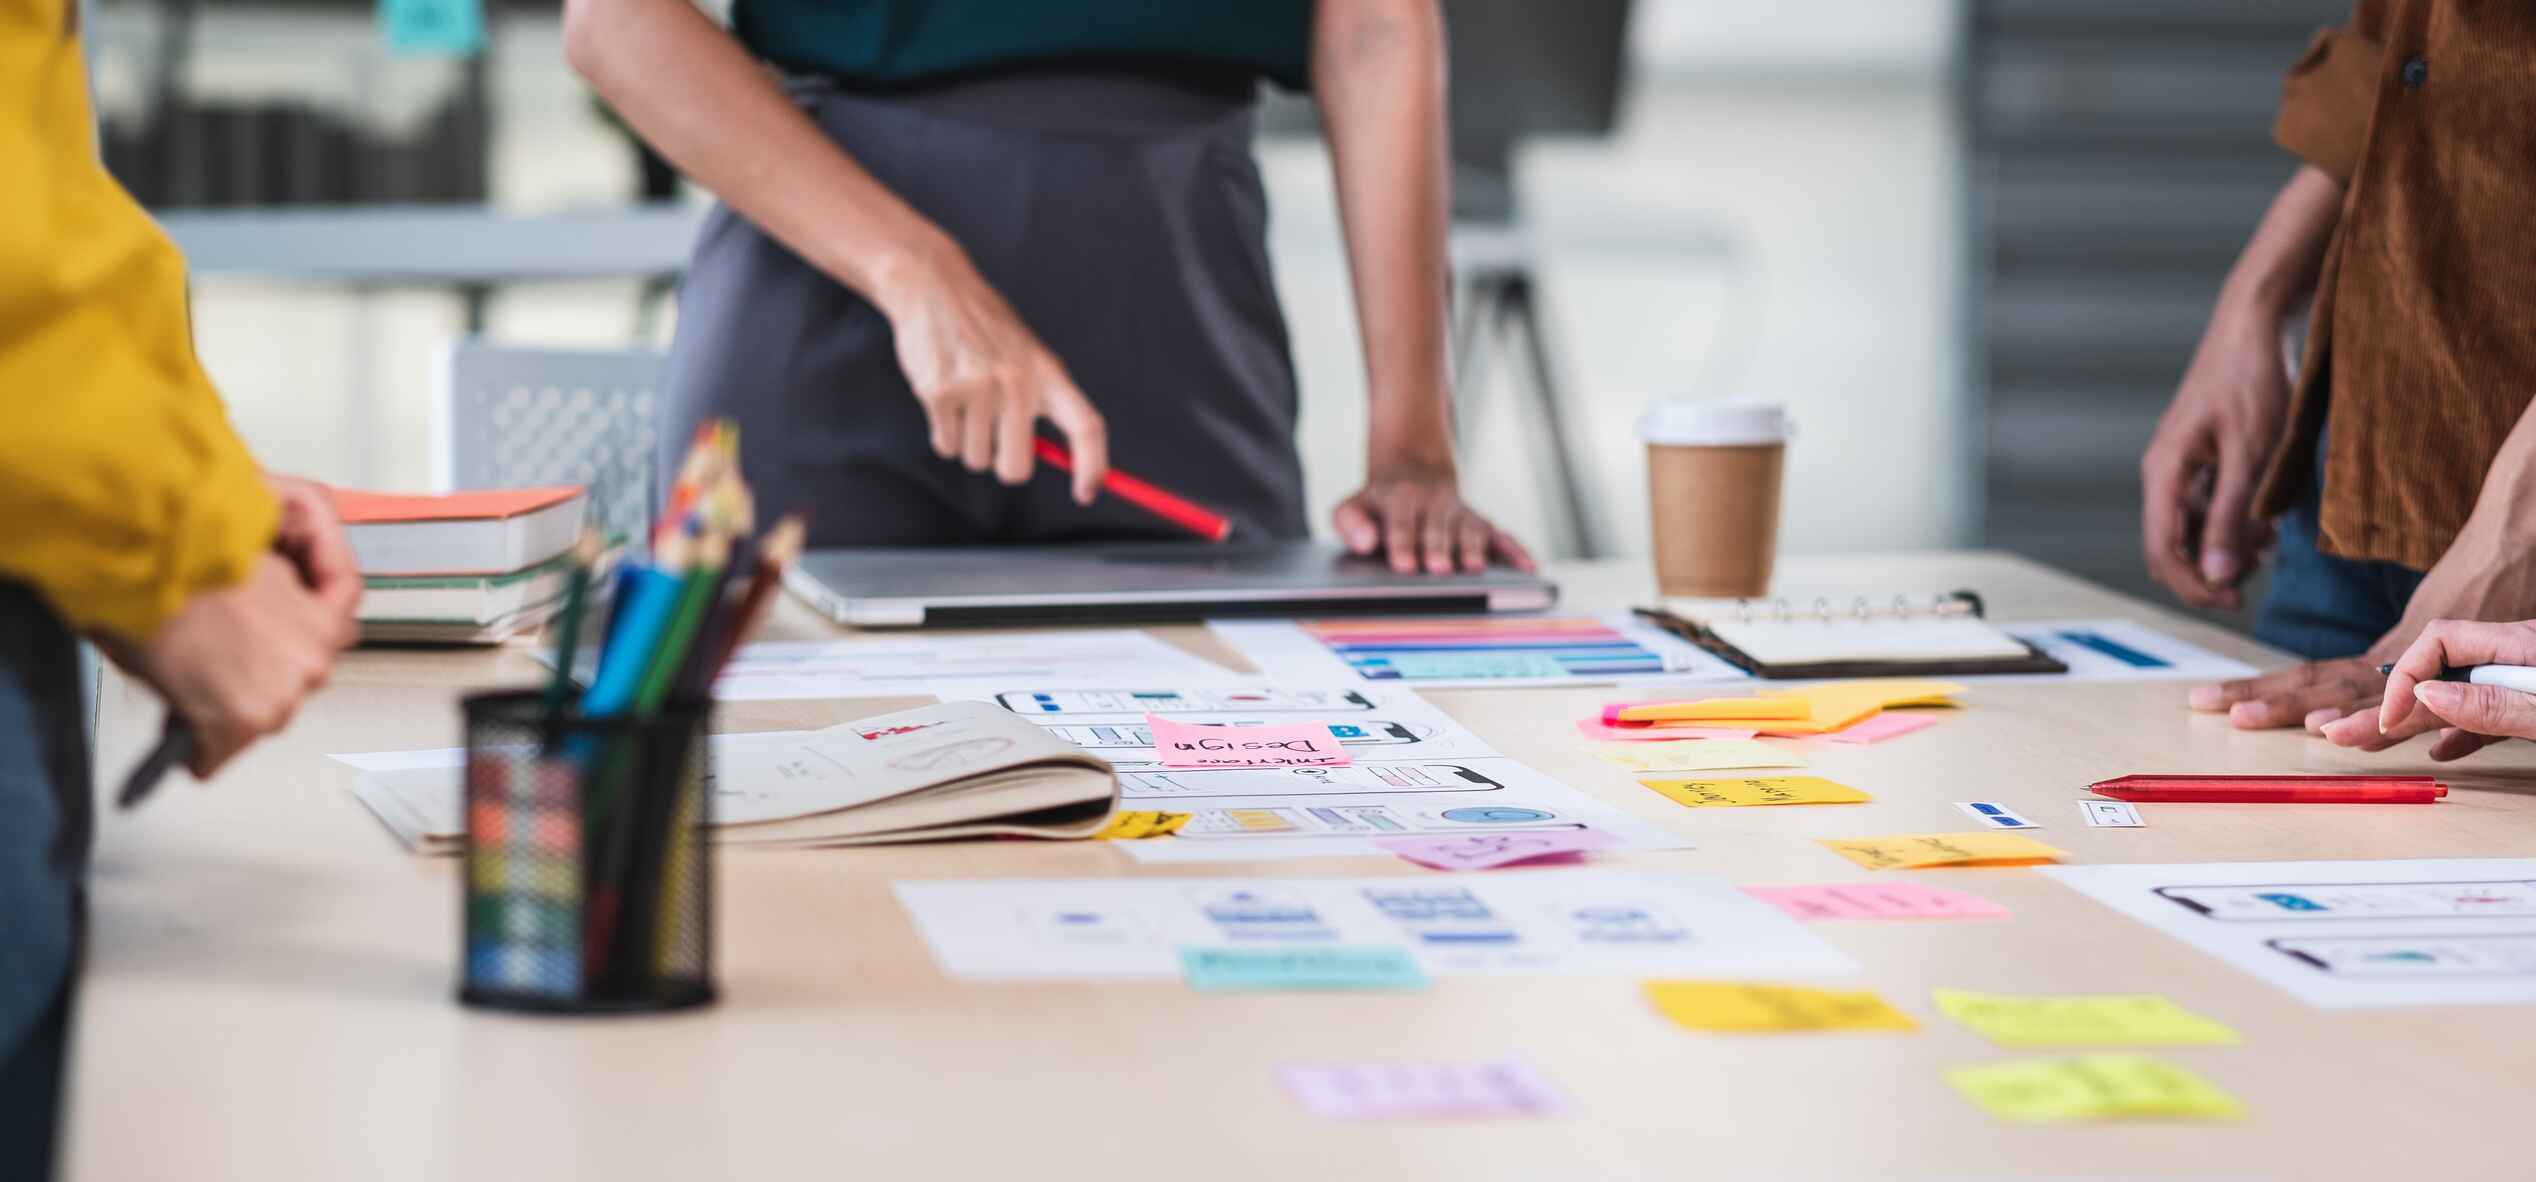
[335,486,592,644]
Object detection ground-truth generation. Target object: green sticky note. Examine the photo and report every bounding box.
[1387,652,1569,680]
[1933,990,2242,1049]
[381,0,482,56]
[1179,946,1427,991]
[1945,1054,2248,1123]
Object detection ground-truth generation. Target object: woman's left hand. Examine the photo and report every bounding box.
[1332,463,1534,575]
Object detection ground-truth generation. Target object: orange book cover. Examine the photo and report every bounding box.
[330,486,582,525]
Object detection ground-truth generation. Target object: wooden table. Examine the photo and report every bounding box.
[67,552,2536,1180]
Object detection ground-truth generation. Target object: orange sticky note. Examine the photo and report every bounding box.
[1610,698,1812,724]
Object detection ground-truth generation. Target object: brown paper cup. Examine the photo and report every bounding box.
[1646,442,1783,598]
[1639,402,1789,598]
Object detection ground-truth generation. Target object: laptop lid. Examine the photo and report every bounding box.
[785,541,1559,627]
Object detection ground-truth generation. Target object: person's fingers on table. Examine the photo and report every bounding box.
[1040,379,1107,505]
[2414,680,2536,744]
[2303,705,2347,735]
[1331,495,1380,556]
[1454,518,1492,573]
[1379,491,1420,575]
[2429,727,2503,762]
[2225,664,2383,730]
[1418,496,1457,575]
[1490,527,1537,574]
[990,390,1037,486]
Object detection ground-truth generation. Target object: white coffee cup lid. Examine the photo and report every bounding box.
[1636,401,1791,446]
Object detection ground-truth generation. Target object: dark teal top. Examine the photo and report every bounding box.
[732,0,1313,91]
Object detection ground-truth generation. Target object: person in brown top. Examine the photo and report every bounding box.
[2138,0,2536,746]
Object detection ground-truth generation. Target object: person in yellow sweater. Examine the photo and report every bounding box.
[2,0,360,1173]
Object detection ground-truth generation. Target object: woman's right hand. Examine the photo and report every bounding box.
[871,243,1108,504]
[2366,619,2536,760]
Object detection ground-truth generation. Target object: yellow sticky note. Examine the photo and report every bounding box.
[1588,739,1806,774]
[1945,1055,2248,1123]
[1614,697,1812,723]
[1818,832,2064,870]
[1639,775,1870,808]
[1646,980,1918,1033]
[1755,680,1965,734]
[1933,990,2241,1049]
[1092,811,1190,840]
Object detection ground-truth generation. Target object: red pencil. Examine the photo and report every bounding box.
[1034,438,1232,542]
[2089,774,2447,804]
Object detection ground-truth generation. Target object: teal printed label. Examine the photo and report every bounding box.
[1179,945,1427,991]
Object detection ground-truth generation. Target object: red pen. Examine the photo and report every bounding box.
[2088,775,2447,804]
[1034,438,1233,543]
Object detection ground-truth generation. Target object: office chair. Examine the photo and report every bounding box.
[434,339,666,548]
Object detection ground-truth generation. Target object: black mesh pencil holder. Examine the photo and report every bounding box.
[458,690,717,1014]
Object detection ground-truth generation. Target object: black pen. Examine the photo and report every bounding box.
[116,715,197,810]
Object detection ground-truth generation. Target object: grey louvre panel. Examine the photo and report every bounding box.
[1967,0,2348,615]
[441,341,666,550]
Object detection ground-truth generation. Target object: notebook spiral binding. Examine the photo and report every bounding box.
[1726,589,1986,625]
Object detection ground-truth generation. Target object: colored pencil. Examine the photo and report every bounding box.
[1032,438,1232,542]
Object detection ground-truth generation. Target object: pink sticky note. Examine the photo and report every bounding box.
[1145,714,1349,768]
[1743,882,2009,922]
[1277,1059,1566,1121]
[1575,719,1760,743]
[1374,828,1619,871]
[1811,712,1942,745]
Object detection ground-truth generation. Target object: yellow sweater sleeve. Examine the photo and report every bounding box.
[0,0,277,643]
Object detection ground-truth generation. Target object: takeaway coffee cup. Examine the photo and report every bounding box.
[1639,401,1790,598]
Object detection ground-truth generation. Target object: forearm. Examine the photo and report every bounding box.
[2461,401,2536,550]
[1313,0,1454,470]
[2217,164,2344,325]
[562,0,954,302]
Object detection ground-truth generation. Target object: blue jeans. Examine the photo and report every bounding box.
[0,582,85,1181]
[2252,447,2428,659]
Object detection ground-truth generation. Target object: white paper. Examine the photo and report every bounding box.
[892,870,1856,981]
[540,629,1240,701]
[2044,859,2536,1008]
[1207,614,1749,689]
[1995,618,2258,682]
[332,728,846,843]
[936,683,1685,862]
[925,682,1500,769]
[1113,757,1691,864]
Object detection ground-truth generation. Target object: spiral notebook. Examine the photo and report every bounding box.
[1635,591,2068,679]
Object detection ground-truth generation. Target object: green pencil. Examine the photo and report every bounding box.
[541,530,604,721]
[631,530,727,715]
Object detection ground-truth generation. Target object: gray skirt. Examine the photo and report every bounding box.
[662,66,1309,546]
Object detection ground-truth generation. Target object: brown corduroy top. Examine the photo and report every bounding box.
[2256,0,2536,571]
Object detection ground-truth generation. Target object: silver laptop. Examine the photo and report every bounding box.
[785,540,1559,627]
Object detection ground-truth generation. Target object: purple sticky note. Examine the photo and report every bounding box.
[1574,719,1761,743]
[1374,828,1620,872]
[1146,714,1349,769]
[1811,712,1942,745]
[1277,1058,1567,1121]
[1743,882,2009,922]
